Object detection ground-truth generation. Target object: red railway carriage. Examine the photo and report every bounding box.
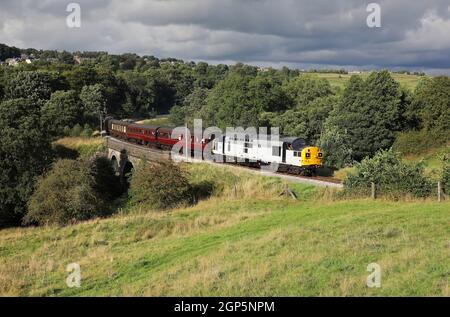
[127,123,158,145]
[156,127,178,150]
[104,117,212,154]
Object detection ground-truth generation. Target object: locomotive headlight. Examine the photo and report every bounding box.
[318,152,323,158]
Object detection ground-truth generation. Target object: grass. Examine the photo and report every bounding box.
[312,72,423,91]
[3,138,446,297]
[54,137,105,159]
[0,163,448,296]
[136,115,173,127]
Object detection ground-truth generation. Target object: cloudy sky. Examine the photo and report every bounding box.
[1,0,450,73]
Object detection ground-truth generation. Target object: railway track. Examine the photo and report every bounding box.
[106,136,343,188]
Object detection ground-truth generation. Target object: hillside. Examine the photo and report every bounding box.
[314,72,423,90]
[0,163,448,296]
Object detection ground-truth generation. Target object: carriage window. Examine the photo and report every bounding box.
[244,148,248,154]
[272,146,281,156]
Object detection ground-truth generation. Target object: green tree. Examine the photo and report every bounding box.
[318,125,353,168]
[202,72,288,128]
[412,76,450,132]
[170,87,209,126]
[24,159,100,226]
[344,149,432,198]
[41,90,82,136]
[0,43,21,61]
[283,74,333,108]
[80,84,107,127]
[129,161,192,210]
[0,98,53,227]
[324,71,403,162]
[63,65,98,92]
[5,71,54,104]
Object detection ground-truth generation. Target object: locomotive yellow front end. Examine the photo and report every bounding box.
[300,146,323,168]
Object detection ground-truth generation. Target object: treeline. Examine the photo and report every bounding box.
[0,43,449,228]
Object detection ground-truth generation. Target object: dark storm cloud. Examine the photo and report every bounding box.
[0,0,449,72]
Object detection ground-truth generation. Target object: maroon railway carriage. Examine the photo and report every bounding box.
[106,118,211,154]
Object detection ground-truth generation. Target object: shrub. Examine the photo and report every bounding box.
[25,157,121,226]
[129,161,192,210]
[344,149,432,198]
[70,124,83,137]
[393,129,448,156]
[80,124,94,138]
[442,162,450,195]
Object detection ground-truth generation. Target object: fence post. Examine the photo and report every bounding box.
[371,182,376,200]
[437,181,442,202]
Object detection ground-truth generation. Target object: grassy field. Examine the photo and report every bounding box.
[5,139,445,297]
[136,115,173,127]
[0,161,448,296]
[313,72,423,91]
[54,137,105,159]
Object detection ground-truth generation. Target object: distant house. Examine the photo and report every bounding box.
[5,58,19,66]
[74,55,94,64]
[348,70,362,74]
[258,66,271,72]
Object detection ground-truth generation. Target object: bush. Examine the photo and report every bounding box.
[393,129,449,156]
[80,124,94,138]
[344,149,432,198]
[442,162,450,195]
[129,161,192,210]
[70,124,83,137]
[25,157,121,226]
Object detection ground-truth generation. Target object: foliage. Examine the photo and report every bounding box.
[0,98,53,228]
[80,84,106,127]
[169,87,209,126]
[41,90,82,136]
[318,125,353,168]
[129,161,192,210]
[25,157,120,226]
[344,149,432,198]
[324,71,404,162]
[269,95,337,143]
[80,124,94,138]
[4,71,54,104]
[283,74,333,108]
[392,129,449,156]
[442,160,450,195]
[0,43,21,61]
[69,124,83,137]
[412,76,450,132]
[201,72,289,128]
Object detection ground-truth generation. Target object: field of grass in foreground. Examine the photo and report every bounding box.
[0,195,448,296]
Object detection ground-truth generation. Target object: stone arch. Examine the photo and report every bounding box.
[122,160,134,187]
[111,155,119,176]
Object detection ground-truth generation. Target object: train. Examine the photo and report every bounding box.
[103,117,323,175]
[104,117,211,153]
